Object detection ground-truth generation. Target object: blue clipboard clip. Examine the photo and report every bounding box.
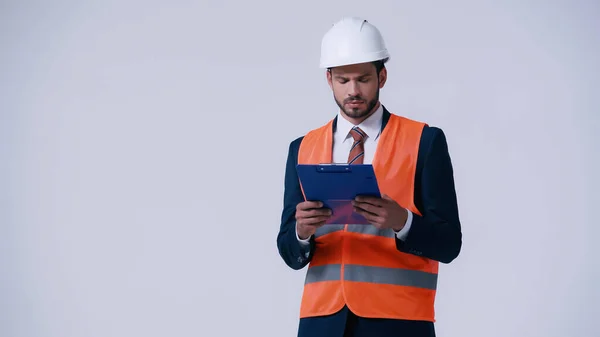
[296,163,381,225]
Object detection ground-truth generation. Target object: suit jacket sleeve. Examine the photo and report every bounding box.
[396,127,463,264]
[276,137,314,270]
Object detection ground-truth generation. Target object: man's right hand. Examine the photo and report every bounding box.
[295,201,332,240]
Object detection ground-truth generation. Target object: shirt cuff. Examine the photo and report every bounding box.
[394,209,413,241]
[296,222,311,246]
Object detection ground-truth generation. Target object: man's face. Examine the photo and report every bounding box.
[327,62,387,120]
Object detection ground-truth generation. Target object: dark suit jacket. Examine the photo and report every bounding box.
[276,107,462,337]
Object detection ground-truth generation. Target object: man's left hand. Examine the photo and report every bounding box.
[352,194,408,231]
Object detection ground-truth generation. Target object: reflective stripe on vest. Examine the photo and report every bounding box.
[296,113,438,322]
[315,223,395,238]
[305,264,438,290]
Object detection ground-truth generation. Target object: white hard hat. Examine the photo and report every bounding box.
[319,17,390,69]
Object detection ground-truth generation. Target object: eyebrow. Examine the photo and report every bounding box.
[334,73,372,80]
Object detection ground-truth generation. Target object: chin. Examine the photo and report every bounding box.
[344,109,369,118]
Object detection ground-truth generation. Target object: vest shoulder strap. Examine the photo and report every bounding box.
[302,119,333,143]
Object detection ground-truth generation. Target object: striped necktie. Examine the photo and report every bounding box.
[348,126,366,164]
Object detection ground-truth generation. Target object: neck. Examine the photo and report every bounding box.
[341,101,380,125]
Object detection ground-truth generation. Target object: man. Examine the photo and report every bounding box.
[276,17,462,337]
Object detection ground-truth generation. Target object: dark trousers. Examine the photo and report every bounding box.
[298,306,435,337]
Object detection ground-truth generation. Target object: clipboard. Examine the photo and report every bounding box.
[296,163,381,224]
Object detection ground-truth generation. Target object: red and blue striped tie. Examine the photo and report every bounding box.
[348,126,366,164]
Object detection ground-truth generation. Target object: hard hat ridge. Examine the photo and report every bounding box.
[319,17,390,69]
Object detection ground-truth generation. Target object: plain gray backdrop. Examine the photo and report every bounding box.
[1,1,599,336]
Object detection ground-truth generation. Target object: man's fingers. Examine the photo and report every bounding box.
[299,216,330,227]
[297,201,323,210]
[298,207,331,218]
[353,201,380,215]
[309,208,332,217]
[353,202,385,223]
[297,214,331,226]
[354,208,383,224]
[354,196,384,207]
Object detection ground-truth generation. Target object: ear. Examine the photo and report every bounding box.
[378,67,387,89]
[326,70,333,89]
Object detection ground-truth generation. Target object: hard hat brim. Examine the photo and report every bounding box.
[319,51,390,69]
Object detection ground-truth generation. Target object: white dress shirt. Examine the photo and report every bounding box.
[296,104,414,247]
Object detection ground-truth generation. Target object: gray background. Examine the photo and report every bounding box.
[1,1,598,336]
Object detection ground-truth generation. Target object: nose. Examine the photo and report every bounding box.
[347,81,360,97]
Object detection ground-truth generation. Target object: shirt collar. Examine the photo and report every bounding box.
[334,104,384,143]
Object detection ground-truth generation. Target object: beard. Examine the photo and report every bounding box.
[334,89,380,119]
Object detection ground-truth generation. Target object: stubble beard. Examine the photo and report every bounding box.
[335,89,380,120]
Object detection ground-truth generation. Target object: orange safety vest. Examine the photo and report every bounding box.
[297,112,439,322]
